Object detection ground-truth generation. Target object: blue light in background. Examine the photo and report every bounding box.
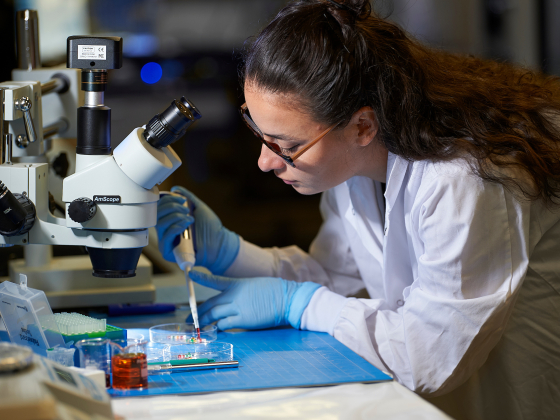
[124,34,159,57]
[141,62,162,84]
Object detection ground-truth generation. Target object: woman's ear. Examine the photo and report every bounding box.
[350,107,379,147]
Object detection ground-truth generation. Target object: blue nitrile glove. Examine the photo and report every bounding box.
[156,186,240,275]
[186,268,321,330]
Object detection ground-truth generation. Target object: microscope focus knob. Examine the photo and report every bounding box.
[0,182,36,237]
[68,197,97,223]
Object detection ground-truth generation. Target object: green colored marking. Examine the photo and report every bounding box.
[148,358,215,366]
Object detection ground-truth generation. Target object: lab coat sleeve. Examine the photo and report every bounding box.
[302,167,528,396]
[224,189,366,297]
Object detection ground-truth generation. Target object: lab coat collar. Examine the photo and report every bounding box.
[384,152,409,213]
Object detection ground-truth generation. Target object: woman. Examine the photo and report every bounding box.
[156,1,560,418]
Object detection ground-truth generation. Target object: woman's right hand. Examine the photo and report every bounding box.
[156,186,240,275]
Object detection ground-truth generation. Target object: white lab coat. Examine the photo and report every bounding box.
[225,152,560,420]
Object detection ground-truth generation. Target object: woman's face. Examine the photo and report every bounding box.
[244,86,387,195]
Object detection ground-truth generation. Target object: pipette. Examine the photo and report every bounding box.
[186,268,201,341]
[162,192,201,341]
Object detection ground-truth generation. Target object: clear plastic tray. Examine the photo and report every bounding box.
[146,342,171,364]
[155,342,233,363]
[149,323,218,344]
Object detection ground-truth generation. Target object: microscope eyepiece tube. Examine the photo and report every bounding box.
[113,97,199,189]
[143,97,201,149]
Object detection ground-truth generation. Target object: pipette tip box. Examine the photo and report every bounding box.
[0,280,126,367]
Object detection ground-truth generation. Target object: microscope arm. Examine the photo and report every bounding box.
[0,162,149,249]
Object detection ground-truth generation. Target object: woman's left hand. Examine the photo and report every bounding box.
[187,269,321,331]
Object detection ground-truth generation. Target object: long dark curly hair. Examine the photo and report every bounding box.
[241,0,560,205]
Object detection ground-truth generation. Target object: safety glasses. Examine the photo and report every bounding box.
[240,102,338,167]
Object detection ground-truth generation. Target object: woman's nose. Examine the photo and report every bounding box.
[258,143,286,172]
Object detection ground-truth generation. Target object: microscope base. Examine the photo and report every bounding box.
[7,254,155,309]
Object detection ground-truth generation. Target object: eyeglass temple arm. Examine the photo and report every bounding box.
[291,124,338,161]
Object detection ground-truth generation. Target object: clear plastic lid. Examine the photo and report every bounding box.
[169,342,233,362]
[149,323,218,344]
[147,342,233,364]
[0,277,64,356]
[146,342,171,364]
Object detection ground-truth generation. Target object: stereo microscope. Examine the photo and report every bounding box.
[0,30,200,304]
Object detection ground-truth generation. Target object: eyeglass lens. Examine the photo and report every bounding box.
[243,108,285,153]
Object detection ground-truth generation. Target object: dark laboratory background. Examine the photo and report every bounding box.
[1,0,559,276]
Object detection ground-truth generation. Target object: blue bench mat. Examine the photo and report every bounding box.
[109,328,392,397]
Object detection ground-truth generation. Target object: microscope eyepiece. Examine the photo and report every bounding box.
[143,97,201,149]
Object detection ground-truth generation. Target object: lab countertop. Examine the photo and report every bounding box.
[111,382,451,420]
[105,310,450,420]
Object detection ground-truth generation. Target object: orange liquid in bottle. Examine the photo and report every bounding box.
[111,352,148,389]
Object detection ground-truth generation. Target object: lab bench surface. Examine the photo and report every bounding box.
[111,381,452,420]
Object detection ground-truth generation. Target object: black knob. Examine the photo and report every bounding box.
[51,152,70,178]
[0,181,36,237]
[68,197,97,223]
